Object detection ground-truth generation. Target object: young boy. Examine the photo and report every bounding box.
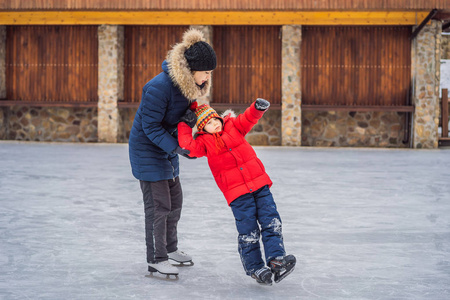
[177,98,296,285]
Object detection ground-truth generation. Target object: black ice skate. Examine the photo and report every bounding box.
[251,267,273,286]
[269,254,296,283]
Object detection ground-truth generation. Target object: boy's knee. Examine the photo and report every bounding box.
[239,230,260,244]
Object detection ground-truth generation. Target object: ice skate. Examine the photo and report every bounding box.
[251,267,273,286]
[168,250,194,266]
[269,254,296,283]
[148,260,179,279]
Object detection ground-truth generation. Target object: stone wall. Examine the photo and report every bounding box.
[442,34,450,59]
[302,111,408,147]
[0,106,97,142]
[0,107,6,139]
[281,25,302,146]
[97,25,124,143]
[218,108,281,146]
[119,107,137,143]
[413,20,441,148]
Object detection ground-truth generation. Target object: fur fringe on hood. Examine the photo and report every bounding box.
[166,28,212,101]
[221,109,236,119]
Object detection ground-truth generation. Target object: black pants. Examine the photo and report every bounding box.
[140,177,183,263]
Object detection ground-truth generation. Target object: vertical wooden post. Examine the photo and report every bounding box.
[442,89,449,138]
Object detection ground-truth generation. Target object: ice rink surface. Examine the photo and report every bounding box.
[1,141,450,300]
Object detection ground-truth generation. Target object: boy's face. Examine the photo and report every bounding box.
[193,71,212,86]
[203,117,222,134]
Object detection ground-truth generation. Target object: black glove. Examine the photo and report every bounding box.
[173,146,196,159]
[180,109,197,128]
[255,98,270,111]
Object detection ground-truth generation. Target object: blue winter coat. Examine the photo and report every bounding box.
[129,28,213,182]
[128,61,186,181]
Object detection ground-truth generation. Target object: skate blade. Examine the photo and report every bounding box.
[168,259,194,267]
[256,281,273,286]
[274,266,295,283]
[146,272,179,281]
[251,275,273,286]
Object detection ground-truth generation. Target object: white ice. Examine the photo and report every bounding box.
[1,142,450,299]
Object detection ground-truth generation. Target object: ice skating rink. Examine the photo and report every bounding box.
[1,141,450,299]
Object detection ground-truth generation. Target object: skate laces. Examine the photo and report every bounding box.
[270,256,285,268]
[254,267,271,277]
[174,250,188,256]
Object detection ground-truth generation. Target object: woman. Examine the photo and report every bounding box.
[128,28,216,276]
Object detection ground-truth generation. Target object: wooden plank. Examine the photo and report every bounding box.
[6,26,98,103]
[0,100,98,107]
[301,26,411,107]
[301,105,415,112]
[0,11,429,26]
[212,26,281,105]
[442,89,449,138]
[124,26,189,103]
[0,0,447,11]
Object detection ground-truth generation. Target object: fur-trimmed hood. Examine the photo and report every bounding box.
[166,28,213,101]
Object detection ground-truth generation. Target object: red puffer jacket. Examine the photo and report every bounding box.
[178,102,272,205]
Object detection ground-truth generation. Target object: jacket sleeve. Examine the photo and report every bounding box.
[233,102,265,136]
[177,122,207,158]
[141,86,179,154]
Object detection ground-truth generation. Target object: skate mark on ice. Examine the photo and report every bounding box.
[301,277,323,298]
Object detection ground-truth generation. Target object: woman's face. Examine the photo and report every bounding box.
[193,71,212,86]
[203,117,222,134]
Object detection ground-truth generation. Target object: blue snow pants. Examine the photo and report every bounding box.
[229,185,286,276]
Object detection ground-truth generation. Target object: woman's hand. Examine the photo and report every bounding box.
[173,146,196,159]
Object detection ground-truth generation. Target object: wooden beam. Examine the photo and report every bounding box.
[301,105,415,112]
[411,9,438,39]
[0,10,429,25]
[0,100,98,107]
[443,21,450,31]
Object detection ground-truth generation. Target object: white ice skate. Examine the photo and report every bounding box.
[148,260,179,279]
[168,250,194,266]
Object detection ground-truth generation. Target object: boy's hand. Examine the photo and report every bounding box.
[255,98,270,111]
[180,109,197,128]
[173,146,196,159]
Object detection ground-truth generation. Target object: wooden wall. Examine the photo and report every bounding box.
[6,26,98,103]
[4,24,414,108]
[301,26,412,107]
[212,26,282,106]
[1,0,448,10]
[123,25,189,103]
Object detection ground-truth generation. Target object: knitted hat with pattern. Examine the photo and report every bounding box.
[195,104,222,132]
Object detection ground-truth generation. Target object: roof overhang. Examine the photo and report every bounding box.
[0,10,431,25]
